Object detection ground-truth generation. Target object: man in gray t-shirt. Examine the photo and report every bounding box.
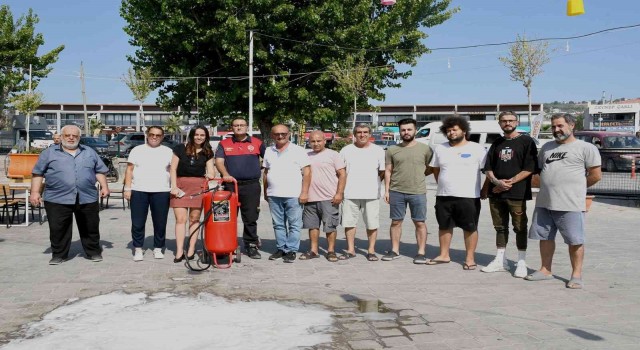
[526,114,601,289]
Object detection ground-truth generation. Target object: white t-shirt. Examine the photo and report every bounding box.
[127,144,173,192]
[430,141,487,198]
[263,143,311,198]
[340,143,385,199]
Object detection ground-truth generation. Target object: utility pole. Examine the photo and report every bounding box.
[248,30,254,136]
[26,64,32,151]
[80,62,89,136]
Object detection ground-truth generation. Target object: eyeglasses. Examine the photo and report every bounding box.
[63,134,79,139]
[272,133,289,137]
[148,133,163,138]
[499,120,518,124]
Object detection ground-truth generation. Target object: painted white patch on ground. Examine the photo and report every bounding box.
[3,292,333,350]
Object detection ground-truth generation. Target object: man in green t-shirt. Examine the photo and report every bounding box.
[383,118,434,264]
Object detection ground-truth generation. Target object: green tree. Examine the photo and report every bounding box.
[89,117,105,137]
[11,91,43,151]
[121,66,153,131]
[330,54,377,129]
[0,5,64,129]
[164,114,184,141]
[499,34,550,123]
[120,0,456,136]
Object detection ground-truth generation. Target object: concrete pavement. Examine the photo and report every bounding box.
[1,179,639,349]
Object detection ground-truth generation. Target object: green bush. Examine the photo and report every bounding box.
[329,138,352,152]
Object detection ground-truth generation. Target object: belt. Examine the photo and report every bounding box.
[235,178,260,185]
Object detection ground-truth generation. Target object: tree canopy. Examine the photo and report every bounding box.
[120,0,455,133]
[0,5,64,129]
[499,34,550,120]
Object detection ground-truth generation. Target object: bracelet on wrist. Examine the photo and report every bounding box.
[124,187,131,191]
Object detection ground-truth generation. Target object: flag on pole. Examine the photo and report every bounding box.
[530,112,544,139]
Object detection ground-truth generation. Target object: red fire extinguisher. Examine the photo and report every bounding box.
[187,179,241,270]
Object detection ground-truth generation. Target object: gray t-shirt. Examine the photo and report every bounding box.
[536,139,601,212]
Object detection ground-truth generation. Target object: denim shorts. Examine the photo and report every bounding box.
[389,191,427,222]
[528,207,585,245]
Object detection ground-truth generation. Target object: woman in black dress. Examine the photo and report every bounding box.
[170,126,216,262]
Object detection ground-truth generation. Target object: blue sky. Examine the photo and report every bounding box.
[6,0,640,105]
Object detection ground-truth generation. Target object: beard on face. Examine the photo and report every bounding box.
[553,132,570,141]
[62,139,79,150]
[502,126,515,135]
[401,133,415,142]
[447,134,465,144]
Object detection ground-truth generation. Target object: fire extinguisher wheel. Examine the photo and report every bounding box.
[234,247,241,263]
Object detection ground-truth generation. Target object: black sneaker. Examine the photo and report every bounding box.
[88,254,103,262]
[246,244,262,259]
[381,251,400,261]
[269,250,285,260]
[283,251,296,263]
[49,257,64,265]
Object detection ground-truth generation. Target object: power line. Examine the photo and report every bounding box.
[254,23,640,52]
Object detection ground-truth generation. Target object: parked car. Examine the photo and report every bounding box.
[79,137,110,154]
[373,140,397,150]
[574,130,640,172]
[108,132,180,156]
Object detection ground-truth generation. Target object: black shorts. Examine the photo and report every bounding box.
[434,196,481,232]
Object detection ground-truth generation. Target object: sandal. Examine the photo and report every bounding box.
[299,251,319,260]
[366,253,379,261]
[326,252,338,262]
[566,277,583,289]
[463,263,477,270]
[338,252,356,260]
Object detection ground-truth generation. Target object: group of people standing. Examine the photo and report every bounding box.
[32,112,600,289]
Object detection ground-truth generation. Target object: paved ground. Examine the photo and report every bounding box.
[1,163,640,348]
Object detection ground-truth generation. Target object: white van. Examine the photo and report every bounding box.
[416,120,504,149]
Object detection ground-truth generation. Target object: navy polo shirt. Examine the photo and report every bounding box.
[215,136,265,180]
[32,144,109,204]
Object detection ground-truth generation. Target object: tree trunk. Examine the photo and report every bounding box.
[352,95,357,129]
[527,86,532,124]
[258,119,274,146]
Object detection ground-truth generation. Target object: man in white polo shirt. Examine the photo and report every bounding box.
[263,124,311,263]
[123,126,174,261]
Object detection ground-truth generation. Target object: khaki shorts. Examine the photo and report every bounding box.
[341,199,380,230]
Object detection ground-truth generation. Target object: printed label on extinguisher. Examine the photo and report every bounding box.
[213,200,230,222]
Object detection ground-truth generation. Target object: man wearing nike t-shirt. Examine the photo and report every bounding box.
[526,113,601,289]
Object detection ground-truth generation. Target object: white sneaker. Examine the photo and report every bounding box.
[153,248,164,259]
[514,260,528,278]
[133,248,144,262]
[481,258,508,272]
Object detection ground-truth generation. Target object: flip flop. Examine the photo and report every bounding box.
[463,263,477,270]
[525,271,554,281]
[338,252,356,260]
[426,259,451,265]
[366,253,379,261]
[326,252,338,262]
[566,277,583,289]
[299,251,319,260]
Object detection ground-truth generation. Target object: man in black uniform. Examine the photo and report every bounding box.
[215,118,266,259]
[481,111,538,278]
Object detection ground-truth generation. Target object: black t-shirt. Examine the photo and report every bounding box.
[484,134,538,200]
[173,144,213,177]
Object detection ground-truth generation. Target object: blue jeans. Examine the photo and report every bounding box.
[130,191,170,249]
[267,196,303,253]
